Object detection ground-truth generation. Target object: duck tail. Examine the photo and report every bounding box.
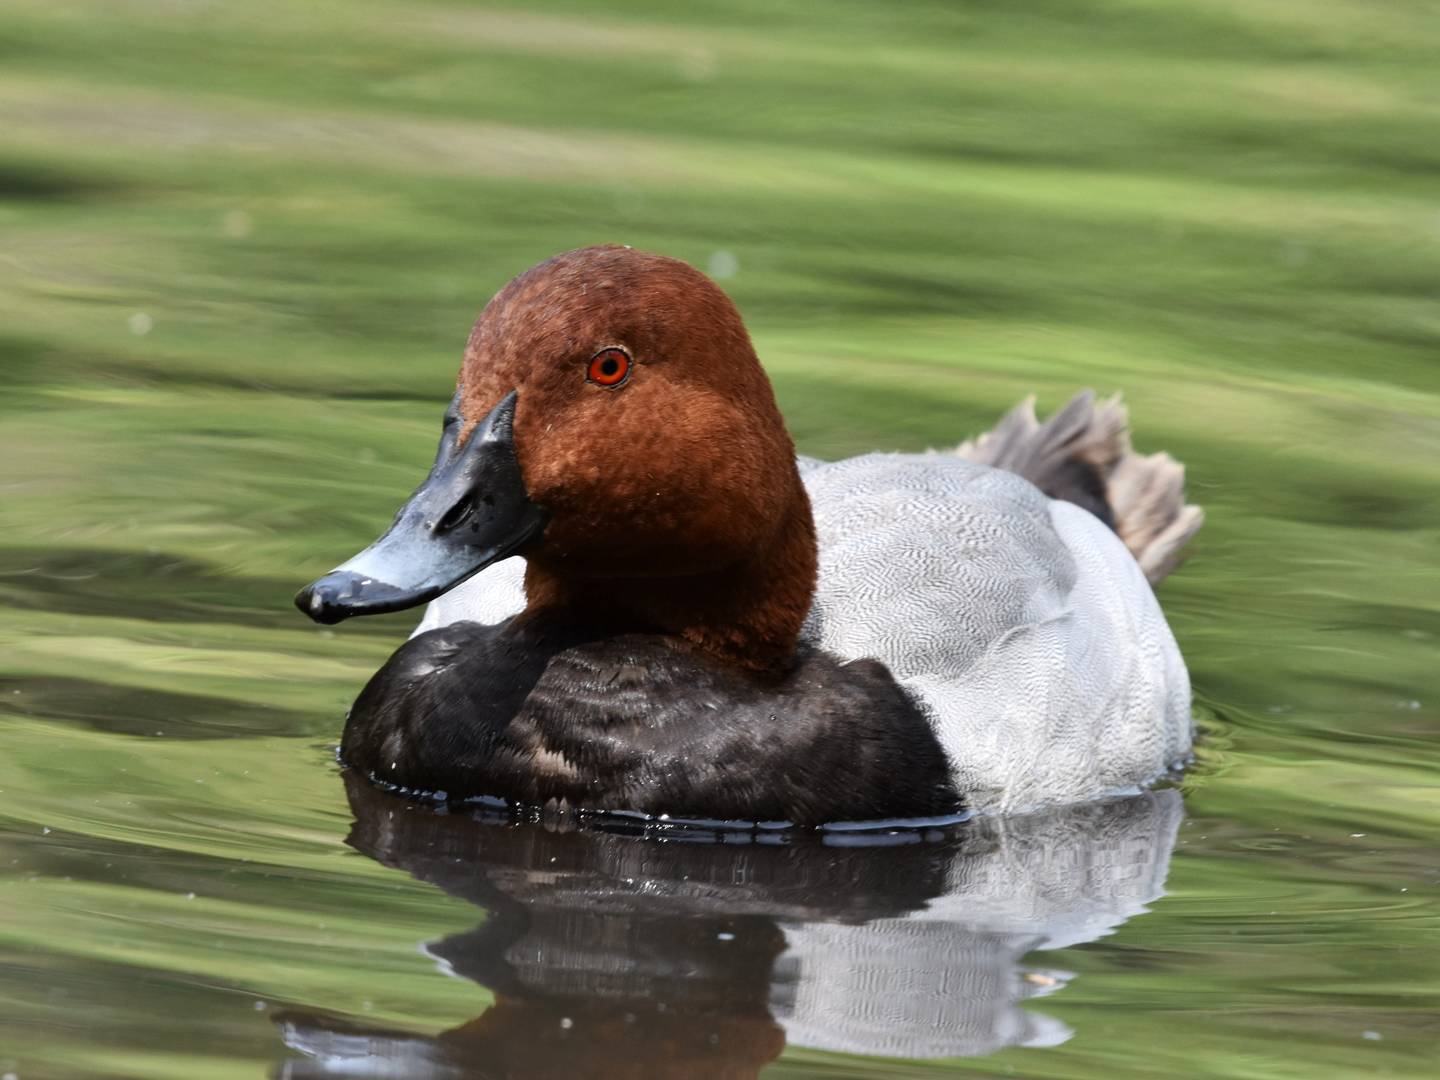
[953,391,1203,584]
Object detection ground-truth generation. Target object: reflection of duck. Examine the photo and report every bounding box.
[295,246,1201,820]
[275,774,1183,1077]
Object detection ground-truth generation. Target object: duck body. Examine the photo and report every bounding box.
[299,246,1202,823]
[401,450,1192,817]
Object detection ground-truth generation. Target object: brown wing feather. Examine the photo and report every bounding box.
[954,391,1203,584]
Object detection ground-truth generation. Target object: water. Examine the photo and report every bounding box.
[275,783,1184,1076]
[3,1,1439,1076]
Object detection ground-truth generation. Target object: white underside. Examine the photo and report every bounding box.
[413,453,1193,814]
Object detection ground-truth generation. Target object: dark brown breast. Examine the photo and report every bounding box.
[339,615,960,827]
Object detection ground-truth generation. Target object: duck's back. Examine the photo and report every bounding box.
[800,452,1192,813]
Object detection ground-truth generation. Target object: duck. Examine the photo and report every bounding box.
[295,245,1202,825]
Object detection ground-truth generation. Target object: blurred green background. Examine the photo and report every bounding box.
[1,1,1438,1077]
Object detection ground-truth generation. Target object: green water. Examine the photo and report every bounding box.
[2,1,1438,1076]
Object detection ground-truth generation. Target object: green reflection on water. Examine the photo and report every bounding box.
[1,0,1438,1077]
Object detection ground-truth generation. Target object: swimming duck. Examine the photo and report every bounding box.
[295,245,1202,823]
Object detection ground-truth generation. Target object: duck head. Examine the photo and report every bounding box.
[296,246,817,673]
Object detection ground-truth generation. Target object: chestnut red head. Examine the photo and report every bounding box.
[298,246,817,671]
[458,246,803,577]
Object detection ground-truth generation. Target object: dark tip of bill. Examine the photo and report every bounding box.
[294,573,361,625]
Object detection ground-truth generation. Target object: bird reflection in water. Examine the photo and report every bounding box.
[275,774,1182,1078]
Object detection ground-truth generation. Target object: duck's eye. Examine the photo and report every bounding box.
[587,348,630,388]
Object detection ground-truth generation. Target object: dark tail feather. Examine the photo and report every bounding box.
[954,391,1203,585]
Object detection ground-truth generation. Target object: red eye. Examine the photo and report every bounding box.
[587,348,630,387]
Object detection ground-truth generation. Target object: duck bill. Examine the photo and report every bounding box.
[294,390,546,625]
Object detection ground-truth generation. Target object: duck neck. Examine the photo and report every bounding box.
[522,479,817,679]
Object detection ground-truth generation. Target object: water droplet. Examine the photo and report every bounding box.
[707,250,739,280]
[678,48,717,82]
[222,210,253,238]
